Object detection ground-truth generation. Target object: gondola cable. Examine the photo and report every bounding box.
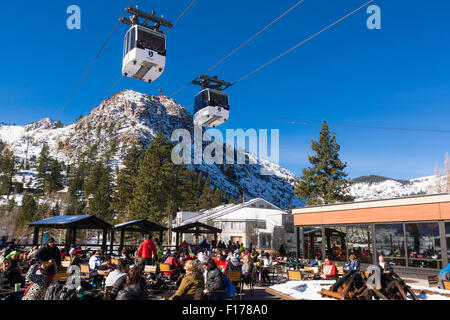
[169,0,306,98]
[81,0,198,117]
[182,0,375,112]
[229,0,375,87]
[56,0,134,119]
[254,118,450,134]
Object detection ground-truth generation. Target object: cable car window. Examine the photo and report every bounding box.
[124,32,128,57]
[126,30,131,55]
[209,91,229,109]
[194,90,208,113]
[137,28,166,55]
[130,27,136,51]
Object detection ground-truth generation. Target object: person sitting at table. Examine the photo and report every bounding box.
[320,258,337,279]
[6,250,20,269]
[98,255,116,272]
[438,262,450,289]
[69,248,81,266]
[0,258,24,289]
[35,238,61,268]
[89,249,104,271]
[163,252,181,282]
[116,266,148,300]
[310,257,320,267]
[107,259,130,300]
[343,255,360,272]
[202,258,223,300]
[169,260,204,300]
[22,260,56,300]
[260,253,273,284]
[241,255,254,284]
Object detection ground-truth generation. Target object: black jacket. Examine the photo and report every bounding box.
[0,267,24,289]
[35,244,62,267]
[115,279,148,300]
[205,266,223,293]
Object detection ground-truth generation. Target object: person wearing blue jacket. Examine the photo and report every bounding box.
[438,263,450,289]
[343,255,360,272]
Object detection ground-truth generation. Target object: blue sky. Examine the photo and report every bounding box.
[1,0,449,180]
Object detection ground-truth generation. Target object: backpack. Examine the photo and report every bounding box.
[44,283,77,300]
[44,282,64,300]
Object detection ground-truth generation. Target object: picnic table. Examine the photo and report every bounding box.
[0,287,26,298]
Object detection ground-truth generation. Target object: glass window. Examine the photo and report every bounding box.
[347,224,372,264]
[375,224,406,266]
[123,32,128,57]
[137,27,166,55]
[209,91,229,109]
[405,223,441,269]
[303,227,323,260]
[130,27,136,51]
[326,226,347,262]
[261,233,272,249]
[446,222,450,263]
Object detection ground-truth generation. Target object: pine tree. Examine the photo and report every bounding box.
[17,194,37,226]
[47,159,63,193]
[294,121,354,206]
[36,143,50,194]
[129,132,177,222]
[229,195,235,204]
[0,149,16,199]
[84,161,113,221]
[112,144,143,220]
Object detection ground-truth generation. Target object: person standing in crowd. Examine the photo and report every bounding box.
[279,244,286,257]
[35,238,62,268]
[438,262,450,289]
[154,238,164,262]
[202,259,223,300]
[169,260,205,300]
[22,260,56,300]
[137,235,157,267]
[116,266,148,300]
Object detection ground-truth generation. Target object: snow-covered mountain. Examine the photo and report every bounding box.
[350,175,449,201]
[0,90,303,210]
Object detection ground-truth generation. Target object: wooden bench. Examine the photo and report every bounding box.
[443,280,450,291]
[226,271,243,300]
[428,275,438,287]
[288,270,302,281]
[144,265,157,274]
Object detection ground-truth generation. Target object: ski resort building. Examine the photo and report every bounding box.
[172,198,295,252]
[292,193,450,278]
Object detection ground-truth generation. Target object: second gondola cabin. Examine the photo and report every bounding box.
[193,88,230,127]
[122,25,166,83]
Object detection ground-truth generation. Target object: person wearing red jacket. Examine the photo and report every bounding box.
[137,235,157,267]
[320,258,337,279]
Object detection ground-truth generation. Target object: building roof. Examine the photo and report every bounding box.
[181,198,284,225]
[28,215,113,229]
[114,219,168,232]
[293,193,450,214]
[171,221,222,234]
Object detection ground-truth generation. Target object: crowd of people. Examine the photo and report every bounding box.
[2,235,450,300]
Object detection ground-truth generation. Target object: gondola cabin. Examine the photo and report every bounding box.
[122,25,166,83]
[193,88,230,127]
